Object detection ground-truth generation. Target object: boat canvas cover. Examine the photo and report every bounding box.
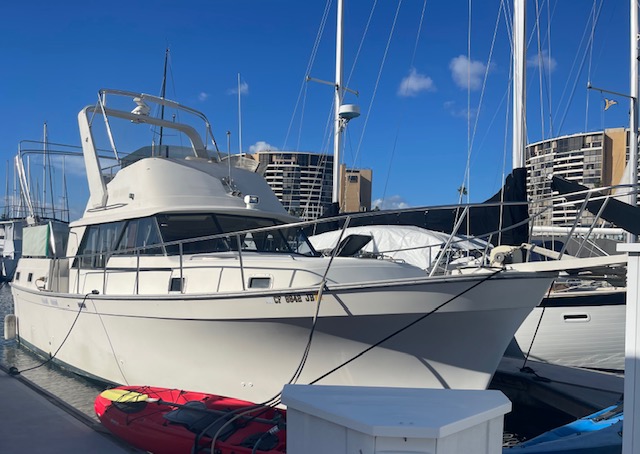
[309,225,489,270]
[22,224,50,257]
[551,175,640,235]
[21,222,68,258]
[311,168,530,246]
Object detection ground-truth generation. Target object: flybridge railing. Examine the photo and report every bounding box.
[40,181,637,296]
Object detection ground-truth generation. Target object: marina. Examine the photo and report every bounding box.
[0,281,627,451]
[1,0,639,452]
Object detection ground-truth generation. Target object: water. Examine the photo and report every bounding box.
[0,283,106,421]
[0,283,555,445]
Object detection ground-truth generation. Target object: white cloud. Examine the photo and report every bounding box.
[227,81,249,96]
[527,49,557,72]
[443,100,477,119]
[372,195,410,210]
[198,92,209,102]
[397,68,435,97]
[249,141,277,153]
[449,55,487,90]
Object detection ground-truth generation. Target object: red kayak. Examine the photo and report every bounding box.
[94,385,286,454]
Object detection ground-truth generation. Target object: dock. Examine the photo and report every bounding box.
[0,364,140,453]
[492,355,624,419]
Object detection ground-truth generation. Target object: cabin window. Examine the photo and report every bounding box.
[75,221,126,268]
[249,277,271,289]
[157,214,228,254]
[15,272,20,281]
[27,273,33,282]
[115,218,164,256]
[169,277,184,292]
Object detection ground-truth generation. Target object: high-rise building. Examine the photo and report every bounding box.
[247,151,372,220]
[526,128,630,227]
[340,164,372,213]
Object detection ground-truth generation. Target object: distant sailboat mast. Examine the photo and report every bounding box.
[332,0,345,207]
[512,0,526,170]
[331,0,359,212]
[629,0,638,242]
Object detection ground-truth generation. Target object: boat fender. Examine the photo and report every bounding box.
[4,314,16,340]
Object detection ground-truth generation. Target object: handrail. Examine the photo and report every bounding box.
[557,192,592,260]
[574,196,611,257]
[42,179,638,297]
[429,206,469,277]
[236,234,246,291]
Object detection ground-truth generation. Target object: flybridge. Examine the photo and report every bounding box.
[78,89,222,209]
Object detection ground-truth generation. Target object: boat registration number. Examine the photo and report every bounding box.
[272,293,317,304]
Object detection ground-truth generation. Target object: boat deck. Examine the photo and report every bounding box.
[0,364,141,453]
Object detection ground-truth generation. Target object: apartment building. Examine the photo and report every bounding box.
[248,151,372,220]
[526,128,629,227]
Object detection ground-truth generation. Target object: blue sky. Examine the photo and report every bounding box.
[0,0,632,218]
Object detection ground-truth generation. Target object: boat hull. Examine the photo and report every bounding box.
[12,270,554,402]
[514,289,626,371]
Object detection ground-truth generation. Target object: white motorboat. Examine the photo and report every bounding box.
[9,89,556,403]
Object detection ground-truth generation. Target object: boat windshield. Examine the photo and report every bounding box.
[156,213,317,256]
[74,213,317,269]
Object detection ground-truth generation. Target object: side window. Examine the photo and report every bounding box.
[77,226,100,268]
[114,218,164,256]
[156,214,227,254]
[136,218,163,255]
[75,221,125,268]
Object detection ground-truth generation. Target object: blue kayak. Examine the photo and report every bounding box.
[503,403,623,453]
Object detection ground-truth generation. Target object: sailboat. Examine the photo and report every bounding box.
[1,126,71,282]
[509,0,640,373]
[314,0,632,373]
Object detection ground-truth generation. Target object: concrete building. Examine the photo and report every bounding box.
[248,151,372,220]
[339,165,372,214]
[526,128,630,228]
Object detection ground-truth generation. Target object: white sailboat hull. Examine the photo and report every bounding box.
[12,270,553,403]
[514,289,626,371]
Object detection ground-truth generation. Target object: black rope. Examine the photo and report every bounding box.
[196,268,504,453]
[309,268,504,384]
[9,291,98,376]
[521,280,555,371]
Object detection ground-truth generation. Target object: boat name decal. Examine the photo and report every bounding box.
[272,293,317,304]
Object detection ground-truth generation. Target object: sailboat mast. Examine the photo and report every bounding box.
[512,0,526,170]
[332,0,345,207]
[4,163,8,219]
[629,0,638,226]
[42,122,47,218]
[238,73,243,154]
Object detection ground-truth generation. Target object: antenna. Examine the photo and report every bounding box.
[227,130,232,184]
[238,73,243,154]
[43,122,47,218]
[158,47,170,156]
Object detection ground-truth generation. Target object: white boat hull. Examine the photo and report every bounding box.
[12,270,553,403]
[514,289,626,371]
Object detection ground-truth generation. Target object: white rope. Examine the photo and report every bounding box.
[282,0,333,150]
[381,0,428,204]
[353,1,403,196]
[460,1,504,204]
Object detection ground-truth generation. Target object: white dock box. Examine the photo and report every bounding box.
[281,385,511,454]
